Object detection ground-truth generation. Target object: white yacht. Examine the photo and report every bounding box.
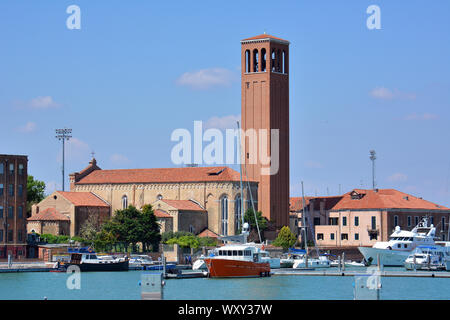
[404,244,450,271]
[358,218,441,266]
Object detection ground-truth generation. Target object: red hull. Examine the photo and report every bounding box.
[204,258,270,278]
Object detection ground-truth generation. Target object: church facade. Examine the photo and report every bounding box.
[69,159,258,237]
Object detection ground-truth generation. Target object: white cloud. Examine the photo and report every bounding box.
[388,173,408,182]
[17,121,37,133]
[176,68,236,90]
[204,114,241,130]
[110,153,130,165]
[14,96,62,110]
[404,113,438,121]
[370,87,416,100]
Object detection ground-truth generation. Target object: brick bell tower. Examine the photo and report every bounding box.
[241,34,290,232]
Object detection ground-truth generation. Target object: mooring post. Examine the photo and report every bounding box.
[342,252,346,271]
[377,254,381,271]
[338,256,341,272]
[141,272,165,300]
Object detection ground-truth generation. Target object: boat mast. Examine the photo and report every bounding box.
[237,121,245,230]
[301,181,308,252]
[237,121,262,243]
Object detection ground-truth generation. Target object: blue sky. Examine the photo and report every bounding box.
[1,1,450,206]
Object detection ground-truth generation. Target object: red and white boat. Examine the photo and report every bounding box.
[204,243,270,278]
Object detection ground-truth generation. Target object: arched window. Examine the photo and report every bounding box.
[245,50,250,73]
[235,195,242,233]
[122,195,128,209]
[253,49,259,72]
[271,49,276,72]
[277,49,281,72]
[157,194,163,200]
[261,48,266,72]
[220,195,229,236]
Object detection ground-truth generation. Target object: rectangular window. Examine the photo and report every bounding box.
[8,230,13,242]
[0,206,3,218]
[317,233,324,240]
[330,233,335,240]
[18,184,23,197]
[0,163,3,174]
[355,233,359,240]
[354,216,359,226]
[394,215,399,227]
[342,217,347,226]
[9,163,14,175]
[313,217,320,226]
[371,216,376,230]
[8,184,14,197]
[18,164,24,175]
[18,231,23,242]
[407,216,412,227]
[0,184,3,196]
[329,218,338,225]
[442,217,446,231]
[431,217,434,225]
[18,206,23,218]
[415,216,419,226]
[341,233,348,240]
[0,229,3,242]
[8,206,13,219]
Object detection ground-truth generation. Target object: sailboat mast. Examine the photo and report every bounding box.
[237,121,245,229]
[301,181,308,251]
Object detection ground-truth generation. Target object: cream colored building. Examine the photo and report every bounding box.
[291,189,450,249]
[69,159,258,236]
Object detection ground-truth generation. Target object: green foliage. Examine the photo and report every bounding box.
[39,234,73,244]
[198,236,217,247]
[79,214,101,241]
[241,208,268,232]
[26,175,46,215]
[100,205,161,252]
[273,226,297,250]
[166,235,200,249]
[161,231,194,243]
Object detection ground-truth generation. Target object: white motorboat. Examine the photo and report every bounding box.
[404,244,450,271]
[293,254,331,269]
[192,255,208,270]
[358,218,443,266]
[330,260,365,267]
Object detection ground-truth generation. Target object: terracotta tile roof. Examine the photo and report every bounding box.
[242,34,289,43]
[198,228,219,238]
[331,189,450,211]
[58,191,110,207]
[160,199,206,212]
[28,208,70,221]
[290,196,342,212]
[154,209,172,218]
[74,166,250,185]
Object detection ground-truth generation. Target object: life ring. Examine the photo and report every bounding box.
[262,245,265,250]
[88,247,93,253]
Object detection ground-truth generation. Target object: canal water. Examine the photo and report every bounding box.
[1,268,450,300]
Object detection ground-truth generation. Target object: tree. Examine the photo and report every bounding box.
[100,205,161,253]
[140,205,162,252]
[239,208,268,242]
[27,175,46,216]
[273,226,297,251]
[79,214,101,242]
[166,235,200,249]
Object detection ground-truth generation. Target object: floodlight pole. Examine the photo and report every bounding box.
[55,128,72,191]
[370,150,376,190]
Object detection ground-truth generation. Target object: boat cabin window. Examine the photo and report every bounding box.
[238,250,243,256]
[227,250,232,256]
[232,250,238,256]
[244,250,251,256]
